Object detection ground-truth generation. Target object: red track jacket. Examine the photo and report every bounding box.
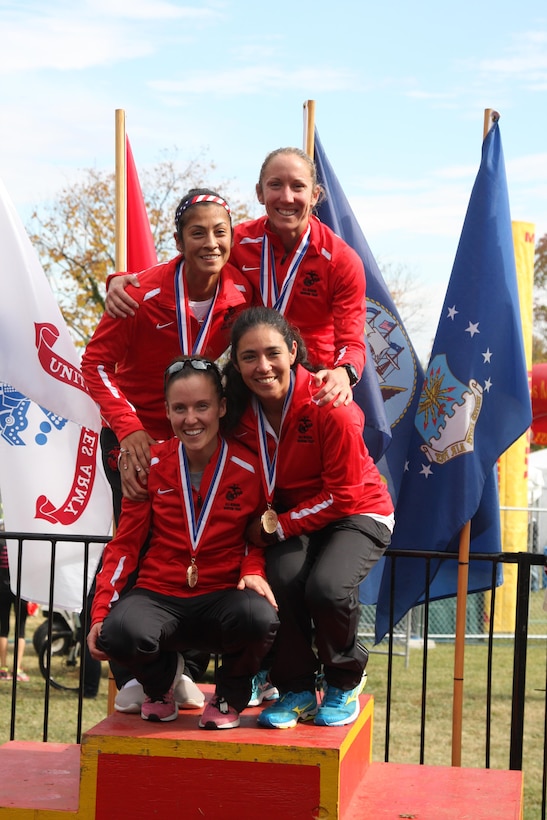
[235,365,394,539]
[230,215,366,375]
[82,257,253,442]
[91,436,267,624]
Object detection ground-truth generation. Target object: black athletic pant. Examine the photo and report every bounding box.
[97,586,280,712]
[96,428,212,687]
[266,515,391,694]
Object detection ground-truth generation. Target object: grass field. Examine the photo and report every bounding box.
[1,609,545,818]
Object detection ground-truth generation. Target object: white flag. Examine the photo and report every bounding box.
[0,177,112,609]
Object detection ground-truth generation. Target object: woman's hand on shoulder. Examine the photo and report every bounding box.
[105,274,140,318]
[312,367,353,408]
[237,575,278,610]
[119,431,156,500]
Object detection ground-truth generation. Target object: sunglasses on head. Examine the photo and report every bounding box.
[164,358,217,388]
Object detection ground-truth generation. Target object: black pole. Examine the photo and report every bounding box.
[509,553,531,770]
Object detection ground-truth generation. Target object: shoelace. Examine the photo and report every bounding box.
[278,691,311,708]
[323,686,347,707]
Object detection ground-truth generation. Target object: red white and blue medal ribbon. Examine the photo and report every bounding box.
[178,438,228,585]
[253,370,295,504]
[259,225,311,314]
[175,261,218,354]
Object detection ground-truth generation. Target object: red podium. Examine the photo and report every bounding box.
[0,687,523,819]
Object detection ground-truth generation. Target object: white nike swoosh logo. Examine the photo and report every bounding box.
[157,488,174,495]
[242,265,260,272]
[156,322,174,330]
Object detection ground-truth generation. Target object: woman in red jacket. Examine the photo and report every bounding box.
[82,188,254,711]
[105,148,366,410]
[82,188,253,510]
[87,356,279,729]
[223,307,393,729]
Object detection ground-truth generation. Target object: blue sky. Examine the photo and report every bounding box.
[1,0,546,360]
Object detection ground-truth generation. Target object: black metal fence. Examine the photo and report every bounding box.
[2,534,546,816]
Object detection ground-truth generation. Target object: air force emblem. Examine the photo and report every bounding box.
[416,354,483,465]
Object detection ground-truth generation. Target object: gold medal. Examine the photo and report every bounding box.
[186,562,198,588]
[260,508,279,535]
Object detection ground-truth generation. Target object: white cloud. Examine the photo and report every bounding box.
[87,0,216,21]
[478,30,547,80]
[0,1,219,73]
[0,16,152,72]
[149,65,356,97]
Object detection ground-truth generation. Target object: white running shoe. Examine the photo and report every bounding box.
[115,656,205,713]
[174,671,205,709]
[114,678,144,714]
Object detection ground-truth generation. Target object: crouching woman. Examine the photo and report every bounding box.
[87,355,279,729]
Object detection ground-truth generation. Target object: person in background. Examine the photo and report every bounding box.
[0,539,30,682]
[87,356,279,728]
[224,307,393,729]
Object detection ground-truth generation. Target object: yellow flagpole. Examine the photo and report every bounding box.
[451,108,499,767]
[303,100,316,158]
[115,109,127,272]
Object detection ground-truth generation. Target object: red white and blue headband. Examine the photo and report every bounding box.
[175,194,231,227]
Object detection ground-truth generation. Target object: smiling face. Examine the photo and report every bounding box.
[256,151,320,250]
[165,372,226,470]
[174,203,232,290]
[234,324,297,410]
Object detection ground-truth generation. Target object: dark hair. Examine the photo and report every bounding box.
[257,147,325,206]
[174,188,232,237]
[223,307,313,433]
[164,355,224,403]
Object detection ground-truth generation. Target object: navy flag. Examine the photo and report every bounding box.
[375,118,532,642]
[314,129,424,603]
[314,130,424,500]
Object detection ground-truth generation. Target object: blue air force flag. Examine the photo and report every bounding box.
[375,118,532,641]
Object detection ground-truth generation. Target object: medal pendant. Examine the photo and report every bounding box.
[260,508,279,535]
[187,563,198,588]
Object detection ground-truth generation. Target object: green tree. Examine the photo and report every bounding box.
[29,151,256,347]
[533,232,547,361]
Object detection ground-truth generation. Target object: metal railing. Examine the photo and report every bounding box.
[2,531,110,744]
[1,533,546,815]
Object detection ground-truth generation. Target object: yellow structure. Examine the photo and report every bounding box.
[494,222,535,632]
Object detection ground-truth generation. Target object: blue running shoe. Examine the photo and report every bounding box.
[247,669,279,707]
[314,675,365,727]
[257,690,317,729]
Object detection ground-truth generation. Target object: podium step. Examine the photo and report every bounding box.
[0,740,80,815]
[80,686,373,820]
[345,761,523,819]
[0,687,524,819]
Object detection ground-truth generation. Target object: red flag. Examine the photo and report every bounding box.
[126,137,158,272]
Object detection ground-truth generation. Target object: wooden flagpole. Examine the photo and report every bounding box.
[451,108,499,766]
[107,109,127,715]
[303,99,316,158]
[115,109,127,272]
[451,519,471,766]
